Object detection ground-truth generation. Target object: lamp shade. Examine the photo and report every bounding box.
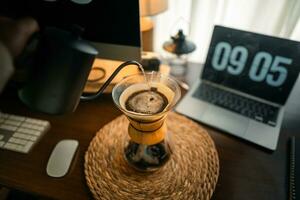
[140,0,168,17]
[163,30,196,55]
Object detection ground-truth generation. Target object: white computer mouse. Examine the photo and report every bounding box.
[46,139,79,178]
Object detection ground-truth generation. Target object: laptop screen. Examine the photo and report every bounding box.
[202,26,300,105]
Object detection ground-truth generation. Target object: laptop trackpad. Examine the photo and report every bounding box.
[202,105,249,137]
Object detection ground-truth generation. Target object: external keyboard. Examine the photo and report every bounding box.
[0,112,50,153]
[192,83,279,126]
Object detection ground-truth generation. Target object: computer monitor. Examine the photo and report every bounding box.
[0,0,141,61]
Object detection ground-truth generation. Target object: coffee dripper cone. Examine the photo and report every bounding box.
[112,72,181,171]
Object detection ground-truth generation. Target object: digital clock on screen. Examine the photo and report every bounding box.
[202,26,300,104]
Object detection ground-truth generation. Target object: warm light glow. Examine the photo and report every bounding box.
[140,17,153,32]
[140,0,168,17]
[139,0,168,51]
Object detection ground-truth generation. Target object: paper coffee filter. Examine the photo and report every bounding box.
[119,82,174,121]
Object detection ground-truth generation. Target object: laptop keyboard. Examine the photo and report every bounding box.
[192,83,279,126]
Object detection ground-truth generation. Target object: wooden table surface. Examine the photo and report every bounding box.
[0,63,299,199]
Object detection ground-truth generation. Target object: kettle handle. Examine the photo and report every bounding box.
[80,60,143,101]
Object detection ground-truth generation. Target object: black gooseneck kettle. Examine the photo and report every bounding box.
[19,27,142,114]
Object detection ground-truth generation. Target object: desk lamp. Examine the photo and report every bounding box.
[140,0,168,51]
[163,29,196,76]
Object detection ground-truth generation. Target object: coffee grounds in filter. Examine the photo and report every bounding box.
[125,88,168,114]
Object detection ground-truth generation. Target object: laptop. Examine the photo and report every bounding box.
[176,25,300,150]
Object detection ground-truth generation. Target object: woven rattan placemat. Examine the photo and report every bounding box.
[84,112,219,200]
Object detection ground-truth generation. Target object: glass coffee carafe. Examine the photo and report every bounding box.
[112,72,181,171]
